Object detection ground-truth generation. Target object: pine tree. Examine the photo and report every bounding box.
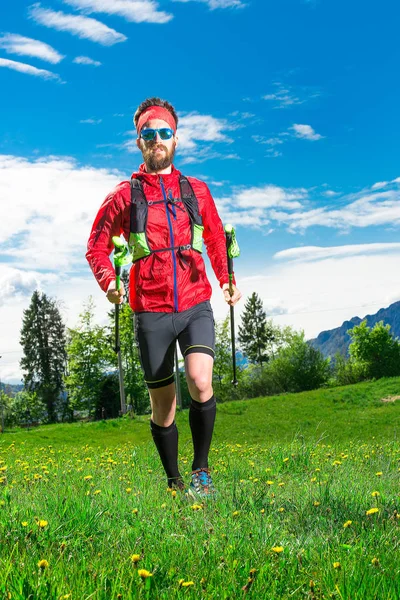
[20,290,67,423]
[238,292,275,366]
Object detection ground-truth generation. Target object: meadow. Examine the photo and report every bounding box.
[0,377,399,599]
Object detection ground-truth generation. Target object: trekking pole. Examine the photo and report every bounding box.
[112,237,133,415]
[224,224,240,386]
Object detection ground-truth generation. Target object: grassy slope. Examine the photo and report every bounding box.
[2,377,400,449]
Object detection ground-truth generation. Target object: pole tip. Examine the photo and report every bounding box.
[225,223,234,234]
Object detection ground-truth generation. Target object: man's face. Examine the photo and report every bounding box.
[136,118,178,172]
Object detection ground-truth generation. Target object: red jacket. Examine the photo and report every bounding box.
[86,163,233,312]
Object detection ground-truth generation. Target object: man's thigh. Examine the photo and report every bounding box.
[135,312,176,389]
[177,301,215,360]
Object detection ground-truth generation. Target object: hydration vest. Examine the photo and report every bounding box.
[128,175,204,263]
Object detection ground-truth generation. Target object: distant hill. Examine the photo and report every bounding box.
[309,300,400,358]
[0,382,23,397]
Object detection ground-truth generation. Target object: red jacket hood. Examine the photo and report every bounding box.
[131,163,182,187]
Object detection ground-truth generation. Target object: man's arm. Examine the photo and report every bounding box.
[200,183,241,305]
[86,189,125,294]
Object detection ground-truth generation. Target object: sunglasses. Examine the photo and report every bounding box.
[140,128,174,141]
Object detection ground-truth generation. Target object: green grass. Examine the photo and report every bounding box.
[0,378,399,599]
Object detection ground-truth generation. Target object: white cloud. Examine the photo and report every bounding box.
[275,243,400,263]
[0,33,64,64]
[271,188,400,232]
[73,55,101,66]
[173,0,245,9]
[0,57,62,82]
[0,154,124,271]
[29,4,127,46]
[291,123,323,141]
[63,0,172,23]
[213,185,306,228]
[80,118,102,124]
[262,82,320,109]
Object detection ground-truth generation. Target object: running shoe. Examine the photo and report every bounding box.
[189,468,216,498]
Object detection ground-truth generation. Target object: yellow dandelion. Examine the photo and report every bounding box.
[171,490,177,498]
[94,490,101,495]
[138,569,152,579]
[333,562,341,569]
[260,508,265,514]
[37,520,48,528]
[232,510,240,517]
[371,557,379,565]
[366,508,379,515]
[21,521,28,527]
[343,520,352,528]
[179,581,195,587]
[278,507,285,512]
[266,480,274,485]
[375,472,383,477]
[283,457,289,463]
[191,504,203,511]
[310,477,317,482]
[271,546,284,553]
[84,475,93,480]
[313,501,321,507]
[126,487,132,493]
[132,508,138,514]
[278,482,285,487]
[160,503,167,509]
[38,559,49,569]
[130,554,140,564]
[371,491,380,497]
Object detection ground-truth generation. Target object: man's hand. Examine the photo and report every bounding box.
[222,283,242,306]
[106,280,125,304]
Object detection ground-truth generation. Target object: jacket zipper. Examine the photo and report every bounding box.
[160,176,178,312]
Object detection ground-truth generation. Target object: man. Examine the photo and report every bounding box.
[86,97,241,498]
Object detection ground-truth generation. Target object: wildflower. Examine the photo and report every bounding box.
[126,488,132,493]
[366,508,379,515]
[171,490,177,498]
[84,475,93,481]
[343,520,352,528]
[278,482,285,487]
[271,546,284,553]
[283,457,289,463]
[132,508,138,514]
[94,490,101,495]
[179,580,194,587]
[260,508,265,514]
[371,557,379,566]
[375,472,383,476]
[138,569,152,579]
[131,554,140,564]
[310,477,317,482]
[37,520,48,528]
[232,510,240,517]
[371,491,380,497]
[21,521,28,527]
[38,559,49,569]
[266,480,274,485]
[333,562,341,569]
[313,501,320,507]
[191,504,203,511]
[278,507,285,512]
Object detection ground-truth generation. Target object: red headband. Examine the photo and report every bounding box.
[136,106,177,135]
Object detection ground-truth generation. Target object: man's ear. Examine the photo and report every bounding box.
[136,137,141,150]
[174,135,178,149]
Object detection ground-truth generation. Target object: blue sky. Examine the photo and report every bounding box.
[1,0,400,383]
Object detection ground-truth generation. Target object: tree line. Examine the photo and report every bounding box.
[1,288,400,429]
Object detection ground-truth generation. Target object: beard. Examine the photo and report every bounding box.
[141,140,176,173]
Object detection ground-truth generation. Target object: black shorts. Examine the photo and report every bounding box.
[134,301,215,389]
